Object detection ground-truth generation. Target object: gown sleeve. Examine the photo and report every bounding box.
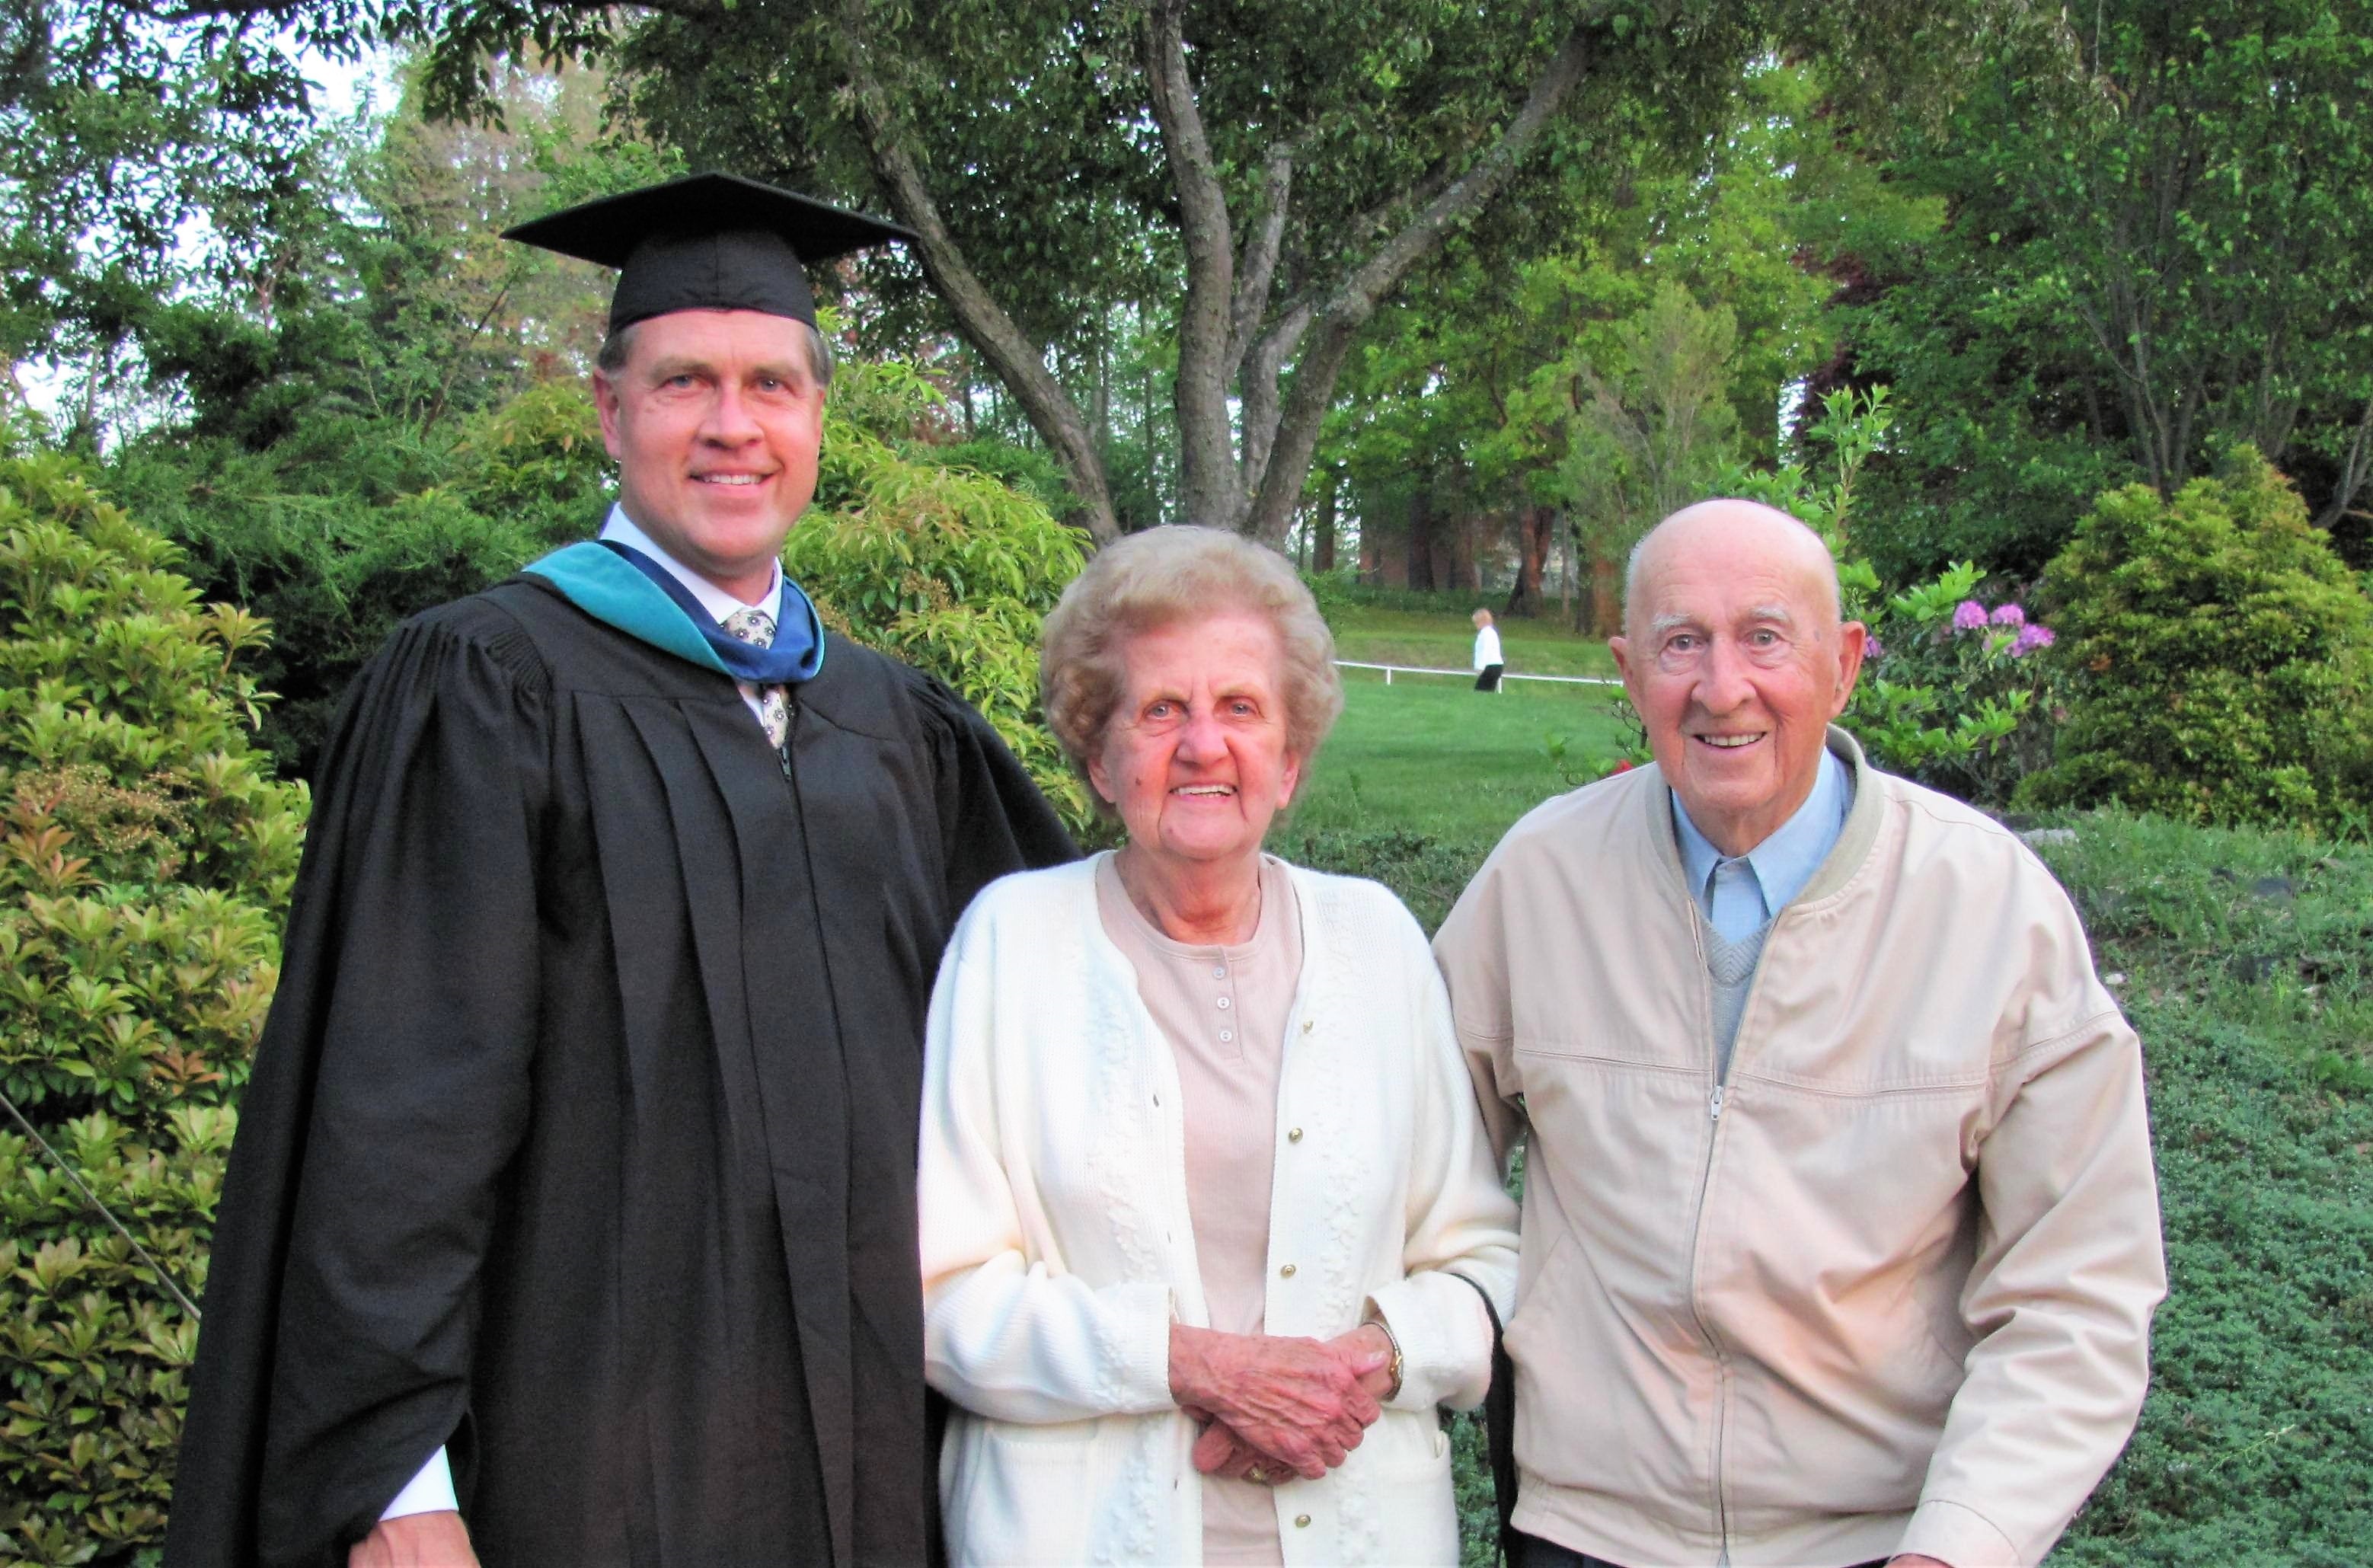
[168,605,551,1568]
[912,671,1078,909]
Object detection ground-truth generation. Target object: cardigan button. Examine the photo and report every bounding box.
[1294,1514,1311,1528]
[1301,1019,1314,1033]
[1279,1263,1296,1278]
[1288,1127,1303,1142]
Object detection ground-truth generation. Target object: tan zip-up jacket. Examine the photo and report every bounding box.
[1434,730,2165,1568]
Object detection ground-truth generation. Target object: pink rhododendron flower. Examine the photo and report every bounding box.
[1953,600,1989,632]
[2011,623,2056,656]
[1991,602,2027,628]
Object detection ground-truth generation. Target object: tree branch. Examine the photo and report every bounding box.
[2313,388,2373,532]
[1236,295,1312,504]
[832,0,1119,541]
[1244,21,1601,543]
[1338,122,1491,248]
[1225,140,1298,375]
[1139,0,1244,530]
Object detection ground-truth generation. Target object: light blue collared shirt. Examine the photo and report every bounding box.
[1672,747,1851,944]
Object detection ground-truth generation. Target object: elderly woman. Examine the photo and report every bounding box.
[918,526,1519,1566]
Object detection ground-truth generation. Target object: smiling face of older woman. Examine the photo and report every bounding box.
[1086,609,1303,870]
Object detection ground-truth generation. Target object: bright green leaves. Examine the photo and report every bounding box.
[0,453,299,1560]
[792,359,1092,828]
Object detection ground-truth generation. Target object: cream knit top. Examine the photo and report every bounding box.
[1094,853,1300,1566]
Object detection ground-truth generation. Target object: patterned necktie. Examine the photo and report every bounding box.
[720,606,791,749]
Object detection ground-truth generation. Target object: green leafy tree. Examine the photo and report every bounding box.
[0,0,325,427]
[356,0,2001,546]
[1845,0,2373,581]
[1321,59,1911,620]
[2022,449,2373,830]
[0,455,306,1563]
[1558,283,1742,632]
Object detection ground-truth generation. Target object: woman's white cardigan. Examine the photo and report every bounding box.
[919,855,1519,1566]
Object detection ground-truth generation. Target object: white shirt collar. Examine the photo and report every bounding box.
[599,503,783,626]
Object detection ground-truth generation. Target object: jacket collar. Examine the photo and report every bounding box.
[1639,725,1883,919]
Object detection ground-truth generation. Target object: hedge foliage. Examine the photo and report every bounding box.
[2024,451,2373,830]
[794,356,1090,826]
[0,456,306,1564]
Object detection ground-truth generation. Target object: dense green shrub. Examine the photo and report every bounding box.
[2024,814,2373,1564]
[101,398,597,780]
[2022,452,2373,830]
[0,455,306,1564]
[796,362,1091,827]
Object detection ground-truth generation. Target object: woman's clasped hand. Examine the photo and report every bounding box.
[1170,1324,1397,1482]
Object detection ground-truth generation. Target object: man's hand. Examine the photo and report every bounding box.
[1168,1324,1390,1480]
[349,1511,478,1568]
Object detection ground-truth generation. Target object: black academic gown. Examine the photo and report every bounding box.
[165,574,1074,1567]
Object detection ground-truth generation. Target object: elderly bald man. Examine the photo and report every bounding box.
[1434,500,2165,1568]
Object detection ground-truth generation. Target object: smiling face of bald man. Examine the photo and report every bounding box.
[1610,501,1866,857]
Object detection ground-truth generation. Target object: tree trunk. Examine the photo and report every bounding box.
[1505,503,1555,618]
[1240,31,1596,544]
[1407,484,1438,592]
[832,0,1123,542]
[1587,551,1621,638]
[1132,18,1601,546]
[1445,509,1476,592]
[1313,470,1339,573]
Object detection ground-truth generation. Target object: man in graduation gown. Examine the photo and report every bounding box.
[165,173,1075,1568]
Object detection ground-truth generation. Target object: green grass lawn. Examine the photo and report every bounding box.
[1287,605,2372,1566]
[1325,604,1620,681]
[1287,676,1625,835]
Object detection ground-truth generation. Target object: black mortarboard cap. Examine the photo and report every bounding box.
[502,171,917,333]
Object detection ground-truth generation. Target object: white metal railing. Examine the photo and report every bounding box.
[1333,659,1620,688]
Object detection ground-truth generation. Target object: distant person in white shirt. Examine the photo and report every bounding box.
[1473,608,1506,691]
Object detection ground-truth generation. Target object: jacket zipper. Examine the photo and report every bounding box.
[1682,903,1773,1566]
